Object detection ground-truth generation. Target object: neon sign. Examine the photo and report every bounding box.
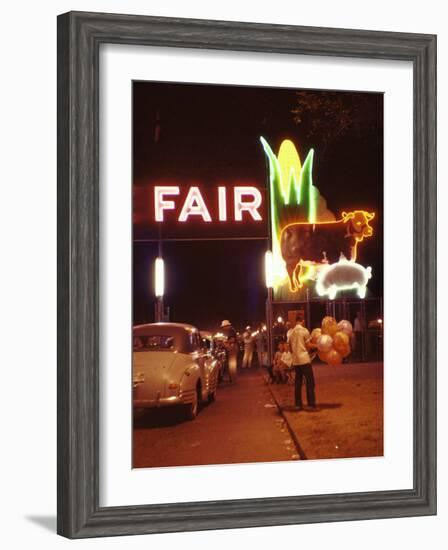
[154,185,263,222]
[178,187,212,222]
[154,186,179,222]
[280,210,375,290]
[315,255,372,300]
[261,137,375,297]
[218,187,227,221]
[234,187,263,221]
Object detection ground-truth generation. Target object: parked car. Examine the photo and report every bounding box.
[200,331,226,381]
[133,323,220,419]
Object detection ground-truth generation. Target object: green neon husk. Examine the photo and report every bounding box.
[260,137,317,245]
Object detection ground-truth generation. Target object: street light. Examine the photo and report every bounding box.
[155,257,165,297]
[264,250,274,369]
[154,257,165,322]
[264,250,273,288]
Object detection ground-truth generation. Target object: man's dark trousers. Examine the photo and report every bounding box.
[294,363,316,408]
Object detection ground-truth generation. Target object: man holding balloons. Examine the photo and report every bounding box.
[288,319,319,411]
[288,316,354,410]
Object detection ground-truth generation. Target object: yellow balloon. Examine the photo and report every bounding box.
[310,328,322,344]
[333,331,349,353]
[322,316,336,326]
[322,317,338,336]
[326,349,343,366]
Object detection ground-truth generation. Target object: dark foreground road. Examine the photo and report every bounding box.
[133,369,299,468]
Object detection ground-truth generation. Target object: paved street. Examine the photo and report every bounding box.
[133,369,299,468]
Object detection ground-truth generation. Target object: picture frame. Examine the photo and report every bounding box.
[57,10,437,538]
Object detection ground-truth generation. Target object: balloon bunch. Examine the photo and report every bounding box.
[310,316,353,366]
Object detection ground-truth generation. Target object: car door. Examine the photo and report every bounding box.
[191,332,209,399]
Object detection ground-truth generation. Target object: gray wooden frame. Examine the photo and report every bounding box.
[57,10,437,539]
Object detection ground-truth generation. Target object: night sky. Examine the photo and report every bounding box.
[133,81,383,330]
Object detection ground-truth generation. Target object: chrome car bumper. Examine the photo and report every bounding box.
[133,395,182,408]
[133,389,196,409]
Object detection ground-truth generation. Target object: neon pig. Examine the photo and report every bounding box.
[315,255,372,300]
[154,186,263,222]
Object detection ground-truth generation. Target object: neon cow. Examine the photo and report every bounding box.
[280,210,375,291]
[316,255,372,300]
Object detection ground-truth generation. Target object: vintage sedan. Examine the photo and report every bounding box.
[133,323,220,419]
[200,330,226,381]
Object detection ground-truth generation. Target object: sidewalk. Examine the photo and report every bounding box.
[267,362,383,460]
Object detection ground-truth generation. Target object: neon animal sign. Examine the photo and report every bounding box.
[280,210,375,291]
[316,255,372,300]
[261,137,375,295]
[154,186,263,222]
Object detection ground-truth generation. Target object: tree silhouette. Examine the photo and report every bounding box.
[291,91,382,156]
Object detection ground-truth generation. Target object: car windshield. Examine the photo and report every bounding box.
[133,335,175,351]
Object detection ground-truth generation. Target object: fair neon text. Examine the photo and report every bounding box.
[154,186,263,222]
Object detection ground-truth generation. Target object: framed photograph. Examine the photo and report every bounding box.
[57,11,437,538]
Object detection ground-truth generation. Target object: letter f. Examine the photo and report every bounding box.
[154,186,180,221]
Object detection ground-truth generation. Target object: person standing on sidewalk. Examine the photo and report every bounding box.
[220,320,238,381]
[242,326,254,369]
[255,330,265,367]
[288,319,318,410]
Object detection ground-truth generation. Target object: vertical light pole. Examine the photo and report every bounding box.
[154,257,164,322]
[306,288,311,329]
[265,251,274,368]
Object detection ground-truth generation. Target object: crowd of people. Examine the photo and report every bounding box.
[214,320,267,382]
[214,308,381,411]
[216,308,381,411]
[216,317,319,411]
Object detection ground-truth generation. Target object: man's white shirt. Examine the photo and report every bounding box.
[288,325,312,365]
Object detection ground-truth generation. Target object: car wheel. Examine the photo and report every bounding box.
[185,390,199,420]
